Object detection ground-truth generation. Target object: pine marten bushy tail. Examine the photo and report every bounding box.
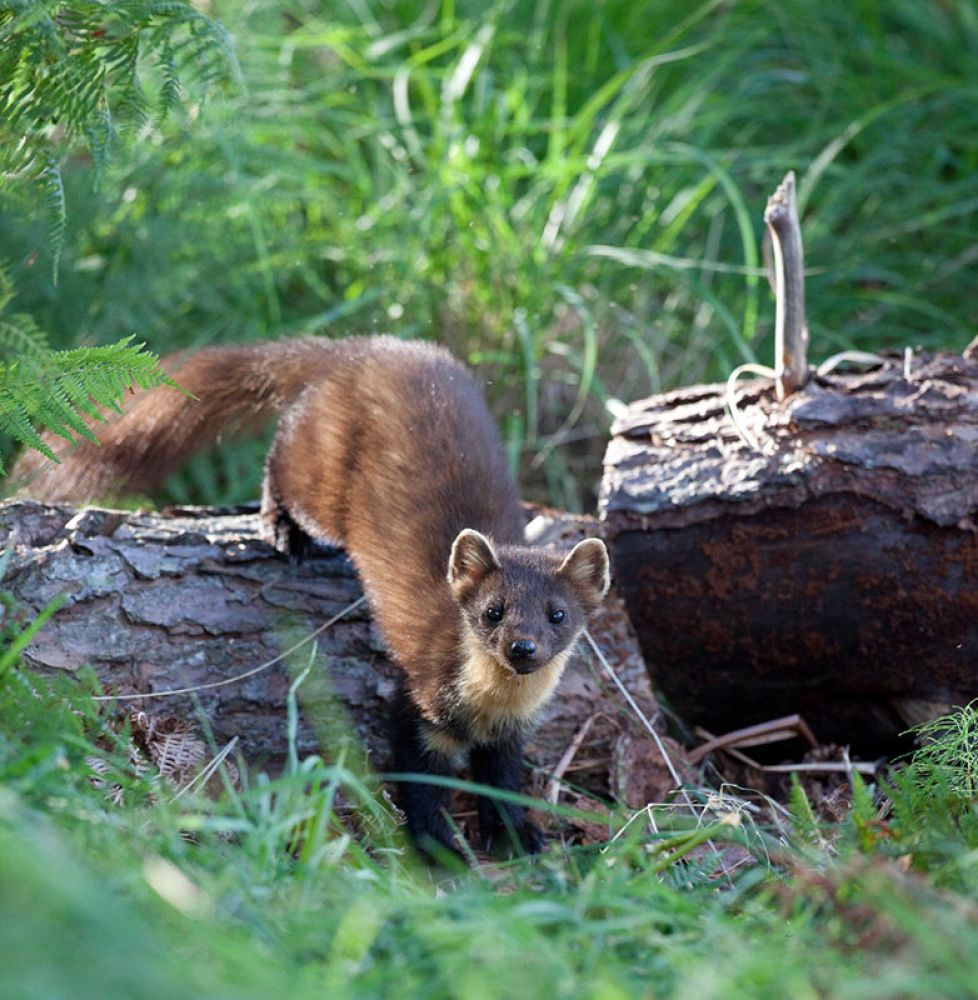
[10,337,343,502]
[11,335,610,860]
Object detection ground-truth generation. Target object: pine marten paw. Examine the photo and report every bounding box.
[479,810,545,856]
[260,503,313,564]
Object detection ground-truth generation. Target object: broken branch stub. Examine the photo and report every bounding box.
[765,171,810,399]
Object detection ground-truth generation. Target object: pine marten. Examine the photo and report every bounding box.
[11,336,610,857]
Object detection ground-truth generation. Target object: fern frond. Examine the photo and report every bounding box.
[788,773,820,847]
[0,0,237,278]
[0,316,49,361]
[0,337,172,475]
[157,40,182,117]
[0,268,13,314]
[40,158,66,279]
[0,267,50,359]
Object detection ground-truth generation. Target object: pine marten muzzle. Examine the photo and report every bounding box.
[11,335,610,858]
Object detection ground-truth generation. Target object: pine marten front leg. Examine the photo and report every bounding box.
[389,698,542,857]
[470,737,543,855]
[389,682,463,858]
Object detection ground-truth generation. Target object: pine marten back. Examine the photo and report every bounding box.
[11,335,610,858]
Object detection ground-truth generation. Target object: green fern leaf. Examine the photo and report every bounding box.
[788,773,820,846]
[0,336,173,476]
[40,159,66,281]
[0,0,236,280]
[0,318,49,361]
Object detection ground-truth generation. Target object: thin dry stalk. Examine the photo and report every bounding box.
[764,171,809,398]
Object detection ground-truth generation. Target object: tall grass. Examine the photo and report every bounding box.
[3,0,978,506]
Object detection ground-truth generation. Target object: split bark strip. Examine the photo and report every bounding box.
[687,714,818,766]
[764,171,809,398]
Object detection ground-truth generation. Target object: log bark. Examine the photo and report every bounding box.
[0,499,684,813]
[600,350,978,752]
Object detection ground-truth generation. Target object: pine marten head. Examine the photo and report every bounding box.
[447,529,610,676]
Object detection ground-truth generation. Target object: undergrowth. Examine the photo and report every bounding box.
[4,0,978,506]
[3,655,978,999]
[0,0,231,475]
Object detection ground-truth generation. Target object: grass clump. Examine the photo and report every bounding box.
[4,0,978,506]
[4,663,978,999]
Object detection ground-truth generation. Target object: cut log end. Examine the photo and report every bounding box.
[601,348,978,753]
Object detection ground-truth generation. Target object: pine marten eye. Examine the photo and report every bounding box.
[549,609,566,624]
[484,605,504,624]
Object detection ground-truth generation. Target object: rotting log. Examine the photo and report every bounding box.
[601,349,978,753]
[0,499,686,816]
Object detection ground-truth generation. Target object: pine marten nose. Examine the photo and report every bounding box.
[509,639,537,661]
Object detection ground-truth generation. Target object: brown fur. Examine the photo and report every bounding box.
[11,335,610,854]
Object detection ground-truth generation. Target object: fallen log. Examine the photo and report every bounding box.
[0,499,686,818]
[600,174,978,753]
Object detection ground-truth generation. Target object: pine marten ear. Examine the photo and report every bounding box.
[557,538,611,615]
[448,529,500,598]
